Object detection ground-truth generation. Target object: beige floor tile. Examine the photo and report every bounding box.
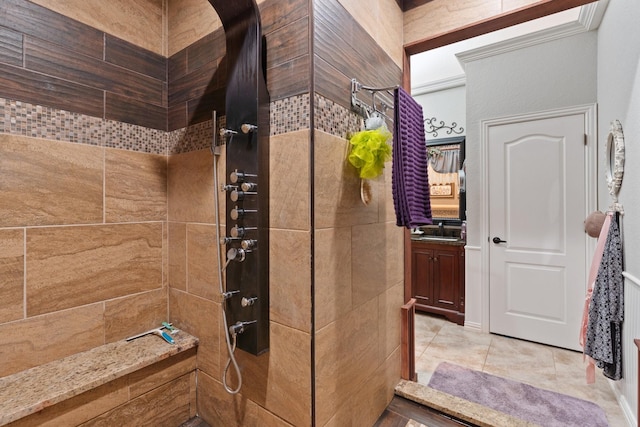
[483,334,556,384]
[413,313,628,427]
[420,321,491,369]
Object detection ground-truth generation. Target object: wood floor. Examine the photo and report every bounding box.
[373,396,478,427]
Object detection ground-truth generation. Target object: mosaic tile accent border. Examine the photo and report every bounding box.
[270,93,310,135]
[0,98,167,154]
[314,94,366,139]
[0,93,362,154]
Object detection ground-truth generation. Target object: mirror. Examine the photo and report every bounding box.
[606,119,625,202]
[426,136,466,224]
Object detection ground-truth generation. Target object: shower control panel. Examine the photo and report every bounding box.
[220,121,269,356]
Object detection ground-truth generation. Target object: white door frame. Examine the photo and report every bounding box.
[478,104,598,333]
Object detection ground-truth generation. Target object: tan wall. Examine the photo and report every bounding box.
[337,0,404,67]
[167,130,312,426]
[0,132,169,378]
[403,0,540,47]
[29,0,166,55]
[167,0,221,57]
[313,130,403,426]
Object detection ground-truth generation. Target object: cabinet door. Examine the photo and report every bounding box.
[411,248,433,306]
[431,247,459,311]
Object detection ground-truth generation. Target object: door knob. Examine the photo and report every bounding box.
[492,237,507,244]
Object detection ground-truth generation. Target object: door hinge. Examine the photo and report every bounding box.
[584,133,588,145]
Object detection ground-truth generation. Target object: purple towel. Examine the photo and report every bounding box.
[392,87,432,228]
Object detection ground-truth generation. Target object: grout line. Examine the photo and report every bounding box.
[23,227,27,319]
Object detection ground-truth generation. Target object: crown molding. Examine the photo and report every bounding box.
[412,74,467,95]
[456,19,588,67]
[579,0,609,30]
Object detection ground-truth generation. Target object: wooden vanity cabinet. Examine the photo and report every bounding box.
[411,240,465,325]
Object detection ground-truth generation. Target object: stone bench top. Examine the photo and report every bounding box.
[0,330,198,426]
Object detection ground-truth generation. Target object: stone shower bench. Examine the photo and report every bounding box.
[0,330,199,426]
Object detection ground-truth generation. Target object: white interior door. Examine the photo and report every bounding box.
[488,113,586,351]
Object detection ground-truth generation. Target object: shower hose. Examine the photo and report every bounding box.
[211,142,243,395]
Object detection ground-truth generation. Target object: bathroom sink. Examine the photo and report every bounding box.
[416,236,460,242]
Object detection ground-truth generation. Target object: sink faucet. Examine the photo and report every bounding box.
[438,222,444,236]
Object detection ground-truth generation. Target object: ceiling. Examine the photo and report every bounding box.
[410,1,608,93]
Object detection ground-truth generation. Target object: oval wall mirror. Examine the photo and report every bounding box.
[606,119,625,202]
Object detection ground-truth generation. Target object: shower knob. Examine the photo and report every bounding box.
[230,207,257,221]
[219,128,237,138]
[241,296,258,307]
[230,169,257,184]
[231,226,256,238]
[230,207,242,221]
[230,189,257,202]
[230,190,243,202]
[227,247,246,262]
[220,237,237,245]
[241,239,257,250]
[241,123,258,134]
[240,182,257,192]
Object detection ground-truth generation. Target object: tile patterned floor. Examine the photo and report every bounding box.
[414,313,629,427]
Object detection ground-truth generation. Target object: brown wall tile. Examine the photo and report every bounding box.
[187,30,226,75]
[168,148,221,224]
[81,375,191,427]
[269,229,311,333]
[314,0,401,106]
[378,283,404,363]
[264,16,309,70]
[313,131,379,228]
[326,347,400,426]
[269,130,310,230]
[0,0,104,60]
[0,62,105,118]
[0,303,104,377]
[7,378,129,427]
[0,0,172,129]
[267,54,310,101]
[105,149,168,223]
[104,289,168,343]
[233,322,312,426]
[314,227,352,330]
[186,86,226,126]
[196,370,261,426]
[26,223,163,316]
[260,0,309,36]
[25,37,164,107]
[168,0,222,57]
[262,322,312,425]
[29,0,164,56]
[104,34,167,81]
[168,58,224,107]
[186,223,221,301]
[351,222,404,307]
[104,93,168,130]
[0,135,103,227]
[128,349,197,398]
[169,289,221,379]
[0,26,23,67]
[0,229,24,324]
[315,297,380,426]
[169,222,187,291]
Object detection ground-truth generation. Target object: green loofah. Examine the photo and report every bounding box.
[348,127,392,179]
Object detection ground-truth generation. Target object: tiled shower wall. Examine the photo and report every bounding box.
[0,0,404,426]
[312,0,404,425]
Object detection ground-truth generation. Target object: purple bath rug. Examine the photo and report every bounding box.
[427,362,609,427]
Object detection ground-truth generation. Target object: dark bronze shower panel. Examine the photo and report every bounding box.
[210,0,270,356]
